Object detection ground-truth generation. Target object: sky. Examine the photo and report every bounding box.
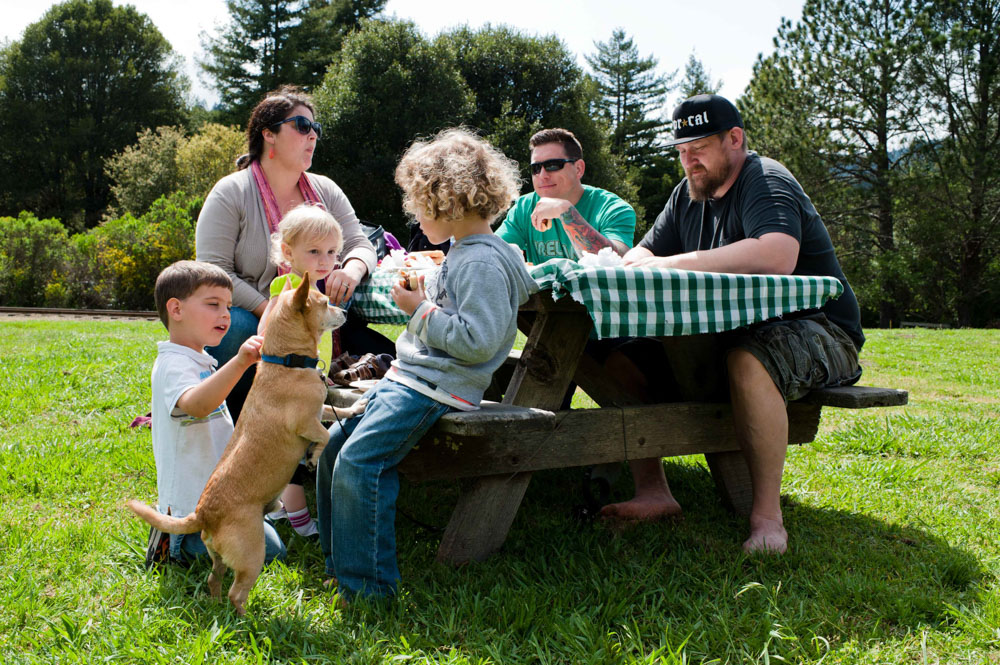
[0,0,805,112]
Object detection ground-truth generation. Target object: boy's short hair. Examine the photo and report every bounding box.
[395,127,522,224]
[268,203,343,267]
[154,260,232,329]
[529,128,583,161]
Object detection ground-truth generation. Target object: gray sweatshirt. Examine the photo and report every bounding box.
[395,233,537,405]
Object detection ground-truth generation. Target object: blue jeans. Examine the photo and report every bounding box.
[316,378,452,598]
[169,521,287,564]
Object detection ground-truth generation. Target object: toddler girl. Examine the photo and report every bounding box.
[260,203,343,538]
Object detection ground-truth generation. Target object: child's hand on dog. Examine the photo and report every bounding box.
[237,334,264,367]
[391,274,426,316]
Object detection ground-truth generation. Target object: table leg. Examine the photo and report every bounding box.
[704,451,754,516]
[435,302,592,564]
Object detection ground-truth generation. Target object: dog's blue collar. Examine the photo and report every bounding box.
[261,353,320,369]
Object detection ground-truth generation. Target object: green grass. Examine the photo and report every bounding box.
[1,322,998,663]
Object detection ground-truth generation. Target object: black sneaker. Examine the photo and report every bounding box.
[144,525,169,570]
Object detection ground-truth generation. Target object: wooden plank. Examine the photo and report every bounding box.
[802,385,908,408]
[436,473,533,564]
[433,402,556,437]
[400,402,823,482]
[705,451,754,516]
[434,299,593,565]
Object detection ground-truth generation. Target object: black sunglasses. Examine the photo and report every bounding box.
[270,115,322,139]
[530,158,577,175]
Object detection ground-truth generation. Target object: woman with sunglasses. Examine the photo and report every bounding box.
[195,85,392,421]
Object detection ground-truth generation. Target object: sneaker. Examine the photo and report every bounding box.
[266,505,288,523]
[294,519,319,539]
[144,525,169,570]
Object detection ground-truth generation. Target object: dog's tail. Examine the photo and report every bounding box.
[126,500,203,534]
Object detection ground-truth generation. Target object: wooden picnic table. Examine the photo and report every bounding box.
[343,262,907,564]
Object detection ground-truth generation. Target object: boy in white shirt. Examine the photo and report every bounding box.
[145,260,286,566]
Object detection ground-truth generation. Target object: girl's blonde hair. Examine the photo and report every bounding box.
[394,127,521,224]
[268,203,343,269]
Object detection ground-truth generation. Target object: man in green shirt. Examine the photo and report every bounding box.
[495,128,636,263]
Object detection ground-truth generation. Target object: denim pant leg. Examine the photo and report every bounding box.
[330,380,451,598]
[170,520,286,563]
[317,410,364,574]
[205,306,259,421]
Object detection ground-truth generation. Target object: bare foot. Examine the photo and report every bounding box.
[743,515,787,554]
[599,493,683,522]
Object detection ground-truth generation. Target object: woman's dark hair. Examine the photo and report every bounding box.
[235,85,316,170]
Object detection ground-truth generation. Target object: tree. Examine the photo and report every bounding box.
[747,0,929,327]
[104,123,244,217]
[437,25,632,210]
[176,123,246,200]
[200,0,305,123]
[200,0,385,123]
[678,52,722,101]
[901,0,1000,325]
[291,0,387,85]
[585,28,677,234]
[586,29,674,169]
[105,126,186,218]
[312,19,474,238]
[0,0,186,229]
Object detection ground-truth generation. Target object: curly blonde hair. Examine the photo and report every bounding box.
[268,203,343,269]
[394,128,522,224]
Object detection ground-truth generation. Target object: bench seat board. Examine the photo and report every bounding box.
[399,402,823,482]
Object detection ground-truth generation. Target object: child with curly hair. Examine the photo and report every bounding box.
[316,128,537,600]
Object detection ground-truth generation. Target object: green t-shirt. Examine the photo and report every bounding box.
[495,185,636,264]
[268,273,312,297]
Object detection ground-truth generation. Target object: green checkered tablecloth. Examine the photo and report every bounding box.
[351,258,844,338]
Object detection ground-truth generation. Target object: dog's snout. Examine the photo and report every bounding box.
[326,305,347,329]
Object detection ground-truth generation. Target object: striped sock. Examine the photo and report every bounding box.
[287,507,318,537]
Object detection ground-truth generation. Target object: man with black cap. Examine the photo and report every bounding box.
[601,94,864,553]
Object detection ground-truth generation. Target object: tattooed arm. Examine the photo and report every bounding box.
[529,197,629,257]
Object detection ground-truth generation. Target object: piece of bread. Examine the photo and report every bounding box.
[399,270,420,291]
[409,250,445,265]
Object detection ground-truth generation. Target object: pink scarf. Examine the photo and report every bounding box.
[250,160,323,275]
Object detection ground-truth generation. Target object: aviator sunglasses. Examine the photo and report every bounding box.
[530,158,577,175]
[270,115,323,139]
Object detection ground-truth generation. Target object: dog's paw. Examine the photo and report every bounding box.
[306,443,326,470]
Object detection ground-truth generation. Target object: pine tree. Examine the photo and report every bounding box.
[678,52,722,101]
[199,0,385,122]
[585,28,674,170]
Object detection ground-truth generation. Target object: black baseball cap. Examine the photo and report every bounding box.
[664,94,743,147]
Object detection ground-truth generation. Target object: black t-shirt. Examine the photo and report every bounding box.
[640,152,864,349]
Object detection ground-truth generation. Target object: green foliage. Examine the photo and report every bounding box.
[0,0,187,229]
[81,192,200,310]
[0,212,70,307]
[759,0,927,326]
[176,123,245,200]
[104,126,186,218]
[313,19,474,238]
[586,29,678,230]
[440,25,632,212]
[105,123,243,220]
[200,0,386,124]
[677,52,722,101]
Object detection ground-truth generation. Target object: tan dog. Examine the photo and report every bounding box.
[128,273,367,615]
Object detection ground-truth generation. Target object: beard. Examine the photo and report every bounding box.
[686,160,733,202]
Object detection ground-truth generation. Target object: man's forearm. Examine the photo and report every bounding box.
[559,207,614,256]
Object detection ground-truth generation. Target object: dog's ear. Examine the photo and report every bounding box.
[292,271,311,310]
[281,274,293,292]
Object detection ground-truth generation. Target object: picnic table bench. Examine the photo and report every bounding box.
[340,263,909,564]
